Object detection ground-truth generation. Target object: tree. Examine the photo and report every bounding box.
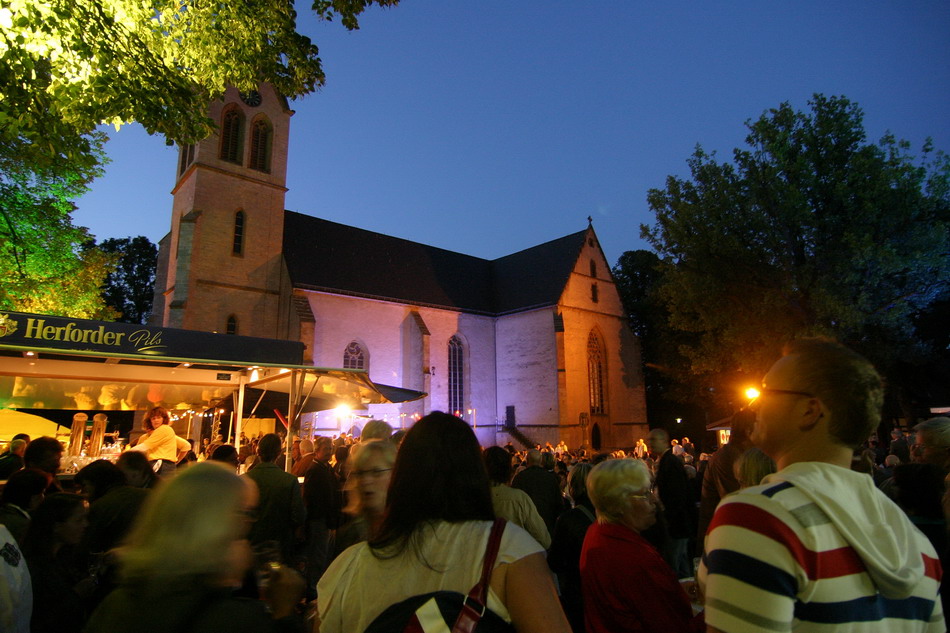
[641,95,950,409]
[0,131,119,319]
[1,0,397,318]
[95,237,158,324]
[1,0,400,164]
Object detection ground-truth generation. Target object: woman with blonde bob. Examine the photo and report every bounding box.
[332,439,397,558]
[85,462,305,633]
[581,458,703,633]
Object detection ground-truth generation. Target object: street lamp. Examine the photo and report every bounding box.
[467,408,477,428]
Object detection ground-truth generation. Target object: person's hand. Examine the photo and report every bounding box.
[679,578,703,606]
[262,565,305,619]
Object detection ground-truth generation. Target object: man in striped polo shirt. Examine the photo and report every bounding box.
[700,338,944,632]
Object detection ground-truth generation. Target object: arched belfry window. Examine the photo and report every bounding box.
[448,335,464,415]
[233,211,245,255]
[343,341,366,370]
[588,331,606,414]
[226,315,238,336]
[248,117,272,172]
[219,107,244,163]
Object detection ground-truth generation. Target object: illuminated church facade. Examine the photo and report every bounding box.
[151,84,647,448]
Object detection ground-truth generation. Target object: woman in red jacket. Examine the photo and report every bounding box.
[581,458,704,633]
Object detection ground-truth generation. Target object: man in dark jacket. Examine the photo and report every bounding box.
[511,449,562,538]
[303,436,341,598]
[243,434,306,565]
[648,427,692,578]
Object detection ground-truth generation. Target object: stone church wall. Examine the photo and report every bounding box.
[495,308,561,447]
[303,291,496,440]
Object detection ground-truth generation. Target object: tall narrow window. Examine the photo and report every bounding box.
[589,259,597,278]
[591,283,599,303]
[219,108,243,163]
[248,117,272,172]
[343,341,366,370]
[178,143,195,176]
[588,331,606,414]
[226,315,238,335]
[233,211,245,255]
[448,335,464,415]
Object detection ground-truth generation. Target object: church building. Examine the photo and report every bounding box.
[151,83,647,449]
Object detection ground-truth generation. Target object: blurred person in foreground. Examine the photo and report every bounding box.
[581,458,703,632]
[84,462,306,633]
[316,412,570,633]
[701,338,943,632]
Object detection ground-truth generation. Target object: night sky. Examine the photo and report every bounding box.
[73,1,950,267]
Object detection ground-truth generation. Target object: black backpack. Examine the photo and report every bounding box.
[363,519,515,633]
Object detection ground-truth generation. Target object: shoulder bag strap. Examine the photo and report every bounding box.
[452,518,507,633]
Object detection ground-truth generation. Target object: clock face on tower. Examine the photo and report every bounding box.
[240,90,262,107]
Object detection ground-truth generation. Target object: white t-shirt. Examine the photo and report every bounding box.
[317,520,543,633]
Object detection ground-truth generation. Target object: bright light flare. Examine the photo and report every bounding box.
[744,387,761,400]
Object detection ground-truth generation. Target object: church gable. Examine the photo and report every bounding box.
[558,227,624,317]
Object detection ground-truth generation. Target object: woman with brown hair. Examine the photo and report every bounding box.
[316,412,570,633]
[130,406,190,477]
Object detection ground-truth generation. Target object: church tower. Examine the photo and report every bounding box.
[152,84,295,339]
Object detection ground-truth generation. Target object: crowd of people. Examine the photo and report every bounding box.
[0,338,948,631]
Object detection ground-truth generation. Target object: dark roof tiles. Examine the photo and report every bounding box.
[282,211,588,315]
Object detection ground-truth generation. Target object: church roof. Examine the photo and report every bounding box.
[282,211,588,315]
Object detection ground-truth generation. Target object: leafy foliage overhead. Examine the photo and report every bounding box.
[641,95,950,384]
[0,131,119,318]
[0,0,399,163]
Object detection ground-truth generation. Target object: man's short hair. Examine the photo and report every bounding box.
[783,338,883,448]
[257,434,282,462]
[23,437,63,469]
[314,436,333,456]
[525,449,542,467]
[8,438,27,455]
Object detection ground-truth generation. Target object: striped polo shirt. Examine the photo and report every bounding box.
[699,462,944,632]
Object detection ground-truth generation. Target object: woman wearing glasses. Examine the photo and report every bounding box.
[331,439,396,559]
[581,458,703,633]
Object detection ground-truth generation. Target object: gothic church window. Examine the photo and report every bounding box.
[588,331,606,414]
[448,335,464,415]
[343,341,366,370]
[249,117,272,172]
[591,283,599,303]
[226,315,238,335]
[590,259,597,278]
[219,107,243,163]
[233,211,245,255]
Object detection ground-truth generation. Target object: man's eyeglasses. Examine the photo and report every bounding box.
[747,387,815,408]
